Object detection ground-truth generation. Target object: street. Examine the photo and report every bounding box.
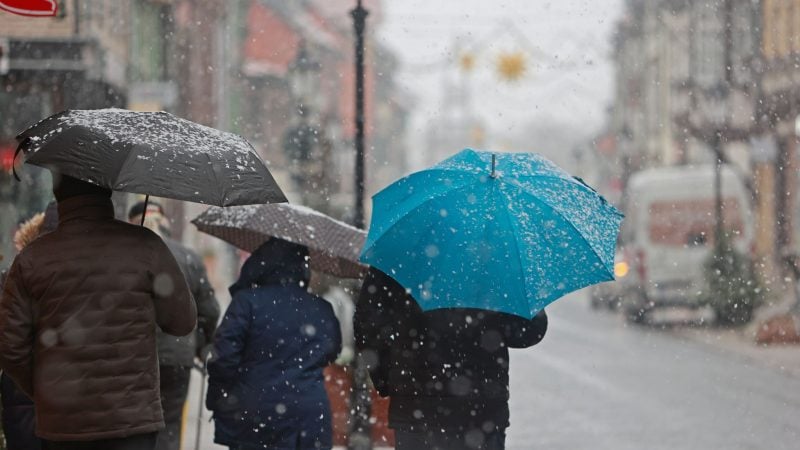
[182,290,800,450]
[507,293,800,450]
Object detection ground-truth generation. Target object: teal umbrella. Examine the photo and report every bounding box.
[360,149,623,319]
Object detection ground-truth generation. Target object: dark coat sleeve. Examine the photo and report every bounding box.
[0,258,35,397]
[501,309,548,349]
[354,268,399,396]
[150,237,197,337]
[207,293,251,384]
[321,301,343,366]
[187,251,220,355]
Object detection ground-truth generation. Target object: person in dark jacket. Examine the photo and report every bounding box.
[206,239,341,450]
[128,201,221,450]
[0,202,57,450]
[0,175,196,450]
[355,268,548,450]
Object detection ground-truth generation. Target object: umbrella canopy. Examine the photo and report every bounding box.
[15,109,287,206]
[360,148,624,319]
[192,204,366,278]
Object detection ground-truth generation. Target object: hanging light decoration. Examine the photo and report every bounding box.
[459,52,476,72]
[497,51,527,81]
[469,124,485,146]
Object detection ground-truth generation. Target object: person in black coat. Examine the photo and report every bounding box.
[128,201,221,450]
[206,239,341,450]
[355,268,548,450]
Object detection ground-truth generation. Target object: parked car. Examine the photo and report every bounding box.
[617,165,754,323]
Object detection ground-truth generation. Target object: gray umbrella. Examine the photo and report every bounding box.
[15,109,287,206]
[192,204,366,278]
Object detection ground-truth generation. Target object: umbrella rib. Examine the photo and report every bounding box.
[500,179,614,279]
[204,152,224,205]
[363,179,483,256]
[508,174,621,218]
[110,141,141,189]
[497,187,535,314]
[364,171,480,249]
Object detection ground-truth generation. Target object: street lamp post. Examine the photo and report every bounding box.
[713,130,723,243]
[705,84,728,245]
[352,0,368,230]
[349,3,371,450]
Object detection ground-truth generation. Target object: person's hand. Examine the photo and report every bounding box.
[196,344,213,364]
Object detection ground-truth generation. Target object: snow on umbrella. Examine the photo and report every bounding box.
[360,148,624,319]
[14,109,287,206]
[192,204,367,278]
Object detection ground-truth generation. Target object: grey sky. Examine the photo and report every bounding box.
[377,0,623,167]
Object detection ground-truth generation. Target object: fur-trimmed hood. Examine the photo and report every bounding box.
[13,213,44,252]
[13,202,58,251]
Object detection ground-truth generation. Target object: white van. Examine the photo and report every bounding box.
[618,165,754,322]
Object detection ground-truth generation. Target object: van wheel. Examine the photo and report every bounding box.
[625,306,648,324]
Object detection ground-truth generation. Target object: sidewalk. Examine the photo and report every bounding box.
[181,369,393,450]
[671,325,800,378]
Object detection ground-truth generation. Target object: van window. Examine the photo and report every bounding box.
[648,198,744,246]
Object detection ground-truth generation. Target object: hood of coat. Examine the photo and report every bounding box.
[229,238,310,295]
[13,201,59,251]
[13,213,44,251]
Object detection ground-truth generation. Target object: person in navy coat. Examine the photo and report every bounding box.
[206,239,341,450]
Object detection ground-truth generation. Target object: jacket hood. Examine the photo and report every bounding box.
[230,238,310,295]
[13,201,58,251]
[14,213,44,251]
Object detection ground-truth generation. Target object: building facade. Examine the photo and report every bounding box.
[229,0,408,222]
[607,0,765,254]
[760,0,800,262]
[0,0,129,264]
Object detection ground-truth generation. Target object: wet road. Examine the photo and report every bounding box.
[183,291,800,449]
[506,293,800,450]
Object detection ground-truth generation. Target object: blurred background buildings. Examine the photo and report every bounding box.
[580,0,800,287]
[0,0,409,290]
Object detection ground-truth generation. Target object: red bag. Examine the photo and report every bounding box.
[756,314,800,345]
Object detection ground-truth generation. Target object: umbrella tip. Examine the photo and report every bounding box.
[490,154,497,179]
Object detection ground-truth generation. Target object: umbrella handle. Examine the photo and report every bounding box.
[12,145,23,182]
[140,195,150,227]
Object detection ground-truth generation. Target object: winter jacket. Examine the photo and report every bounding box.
[0,194,196,441]
[0,205,58,450]
[158,238,220,367]
[355,268,548,433]
[206,239,341,450]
